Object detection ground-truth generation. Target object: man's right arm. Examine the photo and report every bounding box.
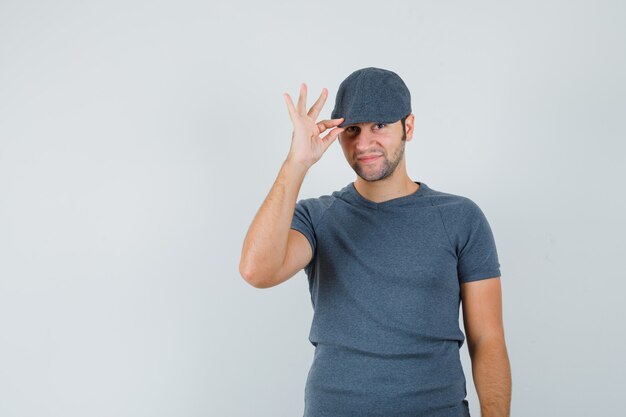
[239,83,344,288]
[239,158,312,288]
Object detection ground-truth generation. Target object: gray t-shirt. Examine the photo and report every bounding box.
[290,181,501,417]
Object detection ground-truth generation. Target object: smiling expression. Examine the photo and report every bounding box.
[338,118,410,182]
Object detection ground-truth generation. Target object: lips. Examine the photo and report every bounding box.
[358,154,382,162]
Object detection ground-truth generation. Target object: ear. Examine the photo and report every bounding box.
[405,114,415,141]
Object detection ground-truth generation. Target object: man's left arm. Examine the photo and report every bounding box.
[461,276,512,417]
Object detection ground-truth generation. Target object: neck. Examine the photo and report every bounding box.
[353,172,419,204]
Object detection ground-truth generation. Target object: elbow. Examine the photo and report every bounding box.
[239,260,258,287]
[239,261,272,289]
[467,333,507,358]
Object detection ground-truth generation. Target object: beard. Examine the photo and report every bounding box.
[351,138,406,182]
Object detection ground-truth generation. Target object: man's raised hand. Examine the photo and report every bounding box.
[283,83,344,169]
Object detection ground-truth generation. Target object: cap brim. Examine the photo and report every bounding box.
[338,116,404,128]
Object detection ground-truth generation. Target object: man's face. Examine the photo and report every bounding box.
[338,117,411,182]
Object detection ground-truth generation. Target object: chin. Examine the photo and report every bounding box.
[355,170,387,182]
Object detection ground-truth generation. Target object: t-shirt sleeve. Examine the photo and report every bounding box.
[290,198,318,257]
[289,195,333,275]
[456,200,502,283]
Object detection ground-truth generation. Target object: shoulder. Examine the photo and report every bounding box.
[425,186,494,246]
[425,185,482,219]
[296,193,336,209]
[295,183,351,212]
[293,188,345,229]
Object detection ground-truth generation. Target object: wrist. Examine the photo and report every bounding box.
[284,156,311,174]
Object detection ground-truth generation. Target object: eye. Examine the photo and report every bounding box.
[374,123,386,129]
[345,126,359,134]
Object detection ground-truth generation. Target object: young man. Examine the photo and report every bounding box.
[239,67,512,417]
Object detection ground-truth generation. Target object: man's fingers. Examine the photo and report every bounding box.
[308,88,328,120]
[296,83,307,115]
[283,93,296,122]
[285,85,343,131]
[321,127,345,149]
[325,126,345,138]
[316,118,344,132]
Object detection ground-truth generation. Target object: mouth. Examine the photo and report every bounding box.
[358,155,381,163]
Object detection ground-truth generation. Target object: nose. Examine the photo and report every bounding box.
[354,130,376,152]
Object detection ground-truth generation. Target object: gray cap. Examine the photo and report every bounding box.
[331,67,411,128]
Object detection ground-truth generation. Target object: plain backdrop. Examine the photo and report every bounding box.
[1,0,625,416]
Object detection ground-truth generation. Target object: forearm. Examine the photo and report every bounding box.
[469,338,512,417]
[239,158,308,284]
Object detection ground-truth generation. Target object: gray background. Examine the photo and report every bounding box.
[1,0,624,416]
